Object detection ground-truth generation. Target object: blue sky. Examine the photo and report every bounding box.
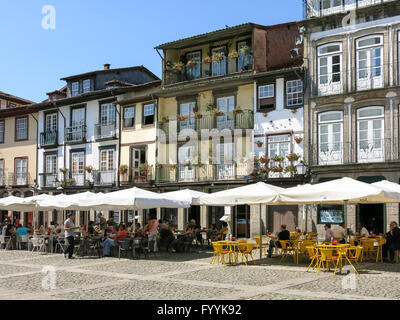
[0,0,303,103]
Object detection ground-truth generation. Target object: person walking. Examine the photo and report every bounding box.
[63,213,77,259]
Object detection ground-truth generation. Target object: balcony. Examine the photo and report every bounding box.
[313,139,389,166]
[63,172,86,187]
[93,170,116,187]
[158,111,254,138]
[65,125,86,144]
[39,173,60,188]
[8,173,31,187]
[94,123,118,141]
[120,165,155,185]
[304,0,395,18]
[40,131,58,148]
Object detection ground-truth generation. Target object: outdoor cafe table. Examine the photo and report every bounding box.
[316,244,351,274]
[218,241,241,265]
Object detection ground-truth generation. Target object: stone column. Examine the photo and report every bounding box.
[200,206,207,229]
[346,204,356,233]
[250,205,267,238]
[177,208,185,230]
[386,203,398,233]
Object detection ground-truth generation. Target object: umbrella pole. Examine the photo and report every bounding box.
[344,200,348,242]
[259,204,262,261]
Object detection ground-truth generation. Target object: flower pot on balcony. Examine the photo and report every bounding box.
[228,50,239,59]
[194,113,203,119]
[294,137,303,144]
[119,165,128,175]
[214,111,224,117]
[286,153,301,162]
[203,56,211,64]
[177,115,189,121]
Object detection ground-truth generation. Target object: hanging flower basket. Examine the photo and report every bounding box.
[59,168,68,174]
[160,116,169,123]
[214,111,224,117]
[228,50,239,59]
[294,136,303,144]
[284,165,297,173]
[207,104,218,112]
[256,141,264,148]
[186,60,197,68]
[203,56,211,64]
[263,113,268,118]
[212,52,224,62]
[286,153,301,162]
[272,155,285,163]
[233,107,243,114]
[194,112,203,119]
[177,115,189,121]
[119,165,128,175]
[260,156,270,165]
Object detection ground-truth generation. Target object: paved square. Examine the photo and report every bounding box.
[0,250,399,300]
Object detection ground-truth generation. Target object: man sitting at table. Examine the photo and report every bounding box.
[333,223,346,244]
[159,220,176,252]
[267,225,290,258]
[382,221,400,263]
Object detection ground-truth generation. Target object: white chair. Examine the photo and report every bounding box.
[0,236,11,250]
[55,237,69,253]
[30,237,46,253]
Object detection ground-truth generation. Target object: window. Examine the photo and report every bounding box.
[100,149,115,172]
[216,143,235,180]
[356,35,384,91]
[186,51,201,80]
[143,104,155,125]
[216,96,235,131]
[179,102,196,131]
[0,120,4,143]
[318,111,344,165]
[100,103,116,125]
[0,160,4,185]
[15,117,28,141]
[71,107,85,127]
[178,145,196,182]
[71,82,80,96]
[268,134,291,158]
[318,43,343,95]
[357,106,385,163]
[123,107,135,128]
[259,85,274,98]
[237,40,253,71]
[45,113,57,132]
[131,148,146,180]
[286,80,303,107]
[71,152,84,174]
[15,158,27,185]
[211,46,227,76]
[83,80,92,93]
[318,204,344,224]
[45,154,57,174]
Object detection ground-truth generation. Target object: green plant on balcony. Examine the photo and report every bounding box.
[270,165,284,173]
[284,165,297,174]
[260,155,270,165]
[194,112,203,119]
[228,50,239,59]
[271,155,285,163]
[286,153,301,162]
[256,141,264,148]
[207,103,218,112]
[160,116,169,123]
[294,136,303,144]
[139,164,150,174]
[173,62,184,72]
[59,168,68,174]
[232,106,243,114]
[61,178,75,188]
[212,52,224,62]
[203,56,211,64]
[214,110,224,117]
[118,165,128,175]
[84,166,93,174]
[239,45,251,54]
[186,60,197,68]
[168,164,178,170]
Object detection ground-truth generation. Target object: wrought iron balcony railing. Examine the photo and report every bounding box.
[65,125,86,144]
[93,170,116,186]
[120,165,155,185]
[40,131,58,147]
[8,172,31,187]
[39,173,60,188]
[94,122,118,141]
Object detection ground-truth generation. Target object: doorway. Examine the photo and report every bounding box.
[188,206,201,226]
[233,205,250,238]
[357,204,384,234]
[207,206,225,229]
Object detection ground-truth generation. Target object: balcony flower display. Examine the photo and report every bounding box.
[118,165,128,175]
[177,115,189,121]
[272,155,285,163]
[232,107,243,114]
[156,163,163,169]
[253,156,260,166]
[239,45,251,54]
[182,160,191,167]
[284,165,297,174]
[286,153,301,162]
[270,165,284,173]
[139,164,150,173]
[212,52,224,62]
[256,141,264,148]
[214,110,224,117]
[207,103,218,112]
[228,50,239,59]
[186,60,197,68]
[59,168,68,174]
[173,62,184,72]
[203,56,211,64]
[84,166,93,173]
[260,155,270,165]
[193,162,204,168]
[194,112,203,119]
[160,116,169,123]
[294,136,303,144]
[62,178,75,188]
[168,164,178,170]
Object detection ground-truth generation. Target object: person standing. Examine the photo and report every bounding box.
[97,213,107,236]
[324,224,334,243]
[63,213,77,259]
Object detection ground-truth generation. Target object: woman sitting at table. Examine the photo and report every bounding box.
[207,224,219,243]
[217,222,229,241]
[134,223,143,238]
[267,224,290,258]
[87,221,95,235]
[107,221,116,235]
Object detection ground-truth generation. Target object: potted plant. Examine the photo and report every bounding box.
[291,109,298,114]
[255,141,264,148]
[182,160,191,167]
[284,165,297,174]
[263,113,268,118]
[168,164,178,170]
[119,165,128,175]
[270,165,284,173]
[84,166,93,174]
[212,52,224,62]
[203,56,211,64]
[177,115,189,121]
[232,107,243,114]
[59,168,68,174]
[260,155,270,165]
[286,153,301,162]
[186,60,197,68]
[194,112,203,119]
[214,110,224,117]
[160,116,169,123]
[294,136,303,144]
[207,103,218,112]
[272,155,285,163]
[139,164,149,174]
[173,62,184,72]
[239,45,250,55]
[228,50,239,59]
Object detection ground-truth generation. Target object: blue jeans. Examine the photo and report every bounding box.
[102,238,115,256]
[64,236,74,258]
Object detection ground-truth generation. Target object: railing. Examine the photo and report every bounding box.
[120,165,155,185]
[65,125,86,144]
[93,170,116,186]
[8,172,30,186]
[39,173,60,188]
[40,131,58,147]
[0,175,5,187]
[66,172,86,187]
[94,122,117,141]
[158,111,254,137]
[312,139,390,166]
[304,0,394,18]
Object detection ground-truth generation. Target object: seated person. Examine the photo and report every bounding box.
[382,221,400,263]
[159,221,176,250]
[16,224,29,241]
[101,233,116,257]
[217,222,229,241]
[107,221,116,235]
[134,223,143,238]
[5,224,17,250]
[360,224,370,238]
[87,221,95,235]
[114,225,127,246]
[333,223,346,244]
[267,225,290,258]
[207,224,219,242]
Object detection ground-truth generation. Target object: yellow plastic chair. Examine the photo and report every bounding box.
[376,238,386,263]
[279,240,297,263]
[344,246,363,275]
[360,240,378,262]
[306,246,320,272]
[317,248,338,274]
[210,242,229,266]
[238,242,255,266]
[254,236,268,256]
[306,232,318,240]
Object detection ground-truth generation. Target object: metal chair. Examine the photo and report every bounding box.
[30,237,46,253]
[0,236,11,250]
[118,240,132,260]
[55,237,68,253]
[183,234,195,253]
[132,238,142,259]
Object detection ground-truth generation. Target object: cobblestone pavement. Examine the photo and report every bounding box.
[0,249,399,300]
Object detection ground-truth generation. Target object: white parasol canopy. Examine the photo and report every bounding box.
[77,187,191,210]
[372,180,400,195]
[278,177,400,204]
[198,182,284,206]
[0,194,54,212]
[36,192,104,211]
[162,189,208,206]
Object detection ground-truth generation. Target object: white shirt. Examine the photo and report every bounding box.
[360,227,369,237]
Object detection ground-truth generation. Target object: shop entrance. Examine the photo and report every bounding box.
[232,205,250,238]
[357,204,384,234]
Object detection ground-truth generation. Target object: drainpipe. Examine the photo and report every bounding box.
[54,103,67,170]
[115,102,121,189]
[29,112,39,194]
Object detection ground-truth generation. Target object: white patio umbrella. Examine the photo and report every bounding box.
[372,180,400,195]
[162,189,208,206]
[77,187,190,211]
[0,194,54,212]
[36,192,104,211]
